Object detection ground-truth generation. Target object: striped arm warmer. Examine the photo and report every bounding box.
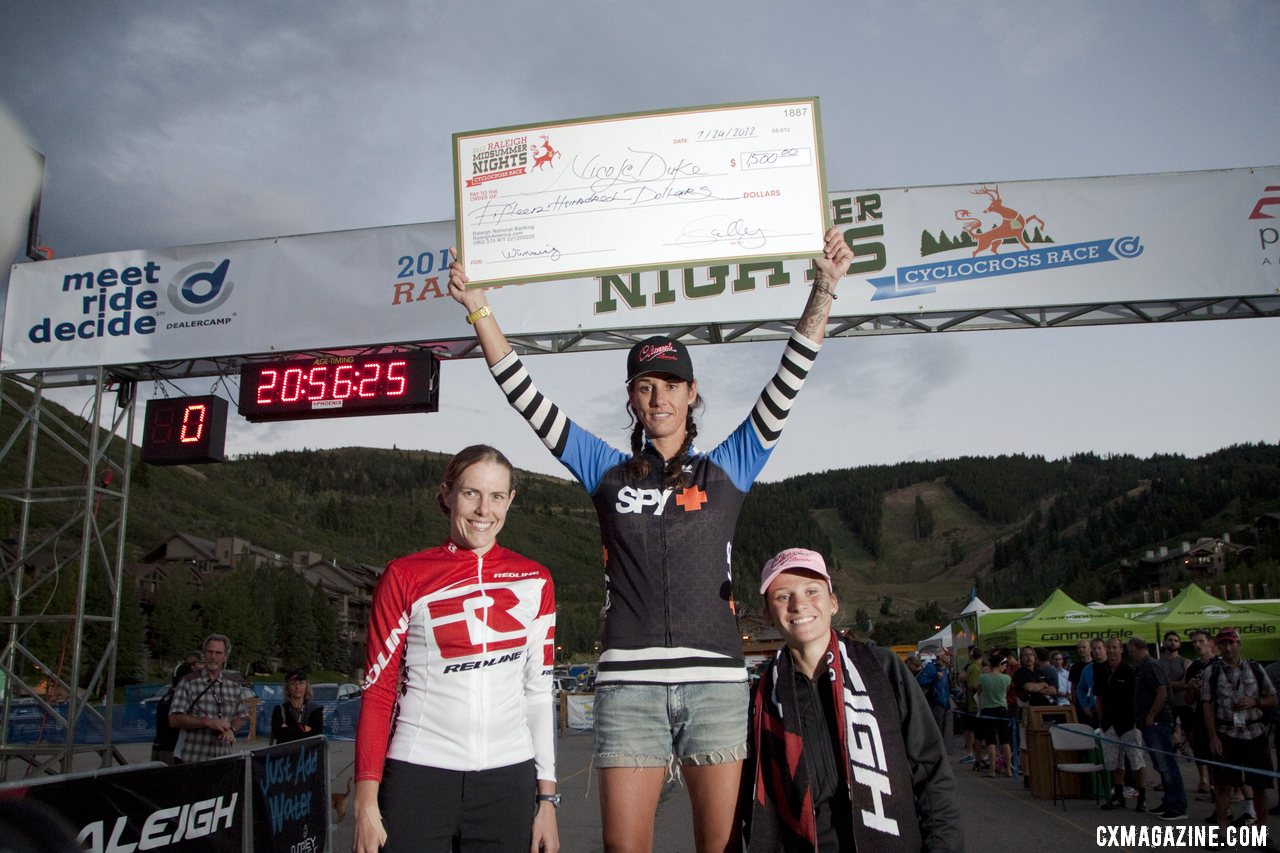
[489,350,570,457]
[749,332,822,449]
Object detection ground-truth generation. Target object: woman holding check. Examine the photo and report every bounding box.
[448,225,852,853]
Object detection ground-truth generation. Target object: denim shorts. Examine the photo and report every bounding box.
[593,681,749,768]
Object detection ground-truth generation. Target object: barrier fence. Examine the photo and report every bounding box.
[1056,722,1280,782]
[0,735,329,852]
[4,697,363,745]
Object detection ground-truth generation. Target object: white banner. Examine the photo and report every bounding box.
[4,166,1277,372]
[566,694,594,730]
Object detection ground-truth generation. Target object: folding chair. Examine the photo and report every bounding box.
[1049,722,1107,810]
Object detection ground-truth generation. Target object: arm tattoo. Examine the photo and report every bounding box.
[796,276,833,339]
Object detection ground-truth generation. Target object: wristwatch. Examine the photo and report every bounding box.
[536,793,561,808]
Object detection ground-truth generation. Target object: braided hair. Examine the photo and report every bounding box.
[623,391,705,487]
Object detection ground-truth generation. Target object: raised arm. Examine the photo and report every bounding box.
[448,248,511,367]
[447,250,623,488]
[705,226,853,472]
[795,226,854,343]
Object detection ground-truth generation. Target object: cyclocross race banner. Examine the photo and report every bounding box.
[4,166,1277,372]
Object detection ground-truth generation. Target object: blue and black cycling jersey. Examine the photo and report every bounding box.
[489,331,822,685]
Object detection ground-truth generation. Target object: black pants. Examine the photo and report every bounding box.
[380,758,536,852]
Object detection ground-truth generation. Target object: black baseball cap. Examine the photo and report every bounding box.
[625,336,695,385]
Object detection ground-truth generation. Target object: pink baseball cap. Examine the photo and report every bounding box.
[759,547,832,595]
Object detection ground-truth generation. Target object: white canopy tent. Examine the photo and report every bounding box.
[917,624,953,655]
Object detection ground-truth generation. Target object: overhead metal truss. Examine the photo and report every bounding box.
[0,369,132,778]
[0,290,1273,776]
[461,292,1280,358]
[20,292,1279,389]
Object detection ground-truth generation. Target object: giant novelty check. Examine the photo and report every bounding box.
[453,98,828,287]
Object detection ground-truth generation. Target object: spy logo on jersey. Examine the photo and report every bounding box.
[428,586,528,659]
[615,486,673,514]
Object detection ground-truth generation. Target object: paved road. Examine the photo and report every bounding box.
[6,729,1271,851]
[325,729,1257,852]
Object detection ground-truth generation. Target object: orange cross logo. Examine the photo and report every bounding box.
[675,486,708,512]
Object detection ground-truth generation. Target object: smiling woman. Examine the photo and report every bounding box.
[353,445,559,853]
[745,548,962,852]
[440,457,514,554]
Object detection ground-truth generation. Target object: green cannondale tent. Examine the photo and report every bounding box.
[1133,583,1280,661]
[981,589,1155,651]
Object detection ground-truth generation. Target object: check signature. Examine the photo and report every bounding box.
[675,216,767,249]
[501,245,562,262]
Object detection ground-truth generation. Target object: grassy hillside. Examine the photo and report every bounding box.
[733,446,1280,643]
[4,377,1279,654]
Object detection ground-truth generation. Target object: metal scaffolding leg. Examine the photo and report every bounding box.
[0,369,134,779]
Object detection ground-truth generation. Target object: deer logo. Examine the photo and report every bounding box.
[954,186,1045,256]
[532,135,560,171]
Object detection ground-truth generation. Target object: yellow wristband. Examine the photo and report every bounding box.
[465,305,492,325]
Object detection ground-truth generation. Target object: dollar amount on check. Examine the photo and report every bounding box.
[453,99,828,287]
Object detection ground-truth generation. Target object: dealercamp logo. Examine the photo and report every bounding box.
[168,259,234,314]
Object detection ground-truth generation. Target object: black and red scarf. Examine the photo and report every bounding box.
[746,632,921,852]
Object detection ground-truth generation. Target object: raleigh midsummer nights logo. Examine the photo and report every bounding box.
[867,185,1144,302]
[466,134,560,188]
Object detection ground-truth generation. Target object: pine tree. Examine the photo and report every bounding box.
[311,584,344,671]
[274,569,318,670]
[151,572,202,663]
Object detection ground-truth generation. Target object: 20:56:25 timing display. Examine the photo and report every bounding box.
[237,351,439,422]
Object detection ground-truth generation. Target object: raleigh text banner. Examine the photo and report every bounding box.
[3,166,1277,372]
[13,755,245,853]
[250,735,328,853]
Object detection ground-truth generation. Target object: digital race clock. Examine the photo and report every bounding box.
[237,351,439,422]
[141,395,229,465]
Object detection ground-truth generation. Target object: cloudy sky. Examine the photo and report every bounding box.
[1,1,1277,482]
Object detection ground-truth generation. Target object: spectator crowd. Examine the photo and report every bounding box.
[916,625,1280,831]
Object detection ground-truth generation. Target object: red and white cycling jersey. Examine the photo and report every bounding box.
[355,540,556,783]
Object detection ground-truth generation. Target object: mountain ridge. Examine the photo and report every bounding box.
[4,379,1278,653]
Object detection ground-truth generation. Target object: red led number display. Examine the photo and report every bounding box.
[151,402,209,444]
[253,360,408,406]
[141,396,228,466]
[238,351,438,422]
